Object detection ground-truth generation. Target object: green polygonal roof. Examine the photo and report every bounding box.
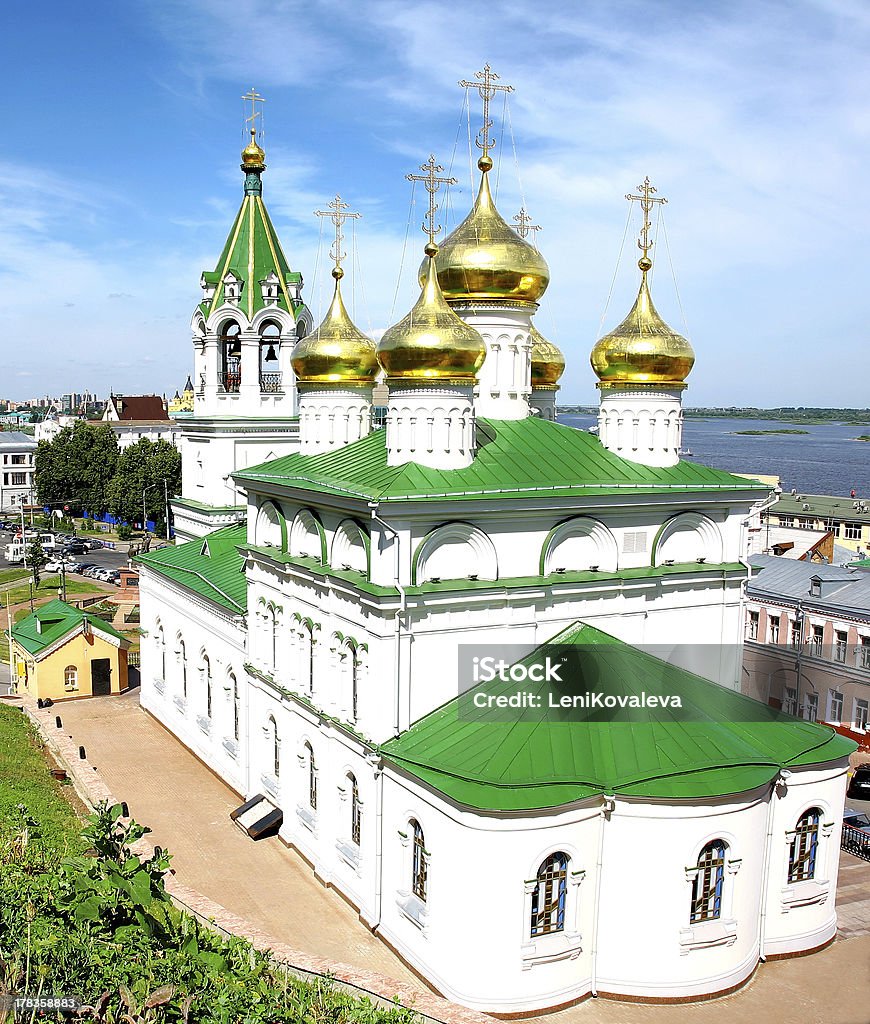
[380,622,854,810]
[236,416,769,503]
[13,599,126,657]
[136,524,246,614]
[201,181,308,323]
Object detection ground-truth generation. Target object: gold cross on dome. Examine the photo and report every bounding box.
[406,155,457,246]
[314,195,361,271]
[513,207,540,240]
[625,176,667,262]
[242,88,265,135]
[459,63,514,161]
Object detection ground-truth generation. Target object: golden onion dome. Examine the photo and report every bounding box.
[590,262,695,386]
[241,130,266,170]
[421,164,549,304]
[529,323,565,388]
[291,269,378,385]
[377,244,487,383]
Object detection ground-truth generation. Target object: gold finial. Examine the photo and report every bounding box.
[513,207,541,248]
[459,63,514,171]
[315,195,361,279]
[242,87,266,137]
[625,176,667,271]
[406,155,457,249]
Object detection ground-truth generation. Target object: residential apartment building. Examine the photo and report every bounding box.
[743,554,870,747]
[764,492,870,558]
[0,432,37,512]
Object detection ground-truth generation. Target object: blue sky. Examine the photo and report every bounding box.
[2,0,869,406]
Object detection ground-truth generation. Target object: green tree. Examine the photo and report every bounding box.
[27,537,47,589]
[35,421,119,517]
[107,438,182,538]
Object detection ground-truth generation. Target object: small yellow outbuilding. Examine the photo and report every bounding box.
[10,599,129,702]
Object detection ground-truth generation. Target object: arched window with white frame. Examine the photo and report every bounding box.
[156,623,165,681]
[788,808,821,883]
[690,839,727,923]
[201,653,212,719]
[64,665,78,692]
[230,673,240,742]
[305,741,317,810]
[530,851,568,936]
[410,818,428,902]
[177,636,187,699]
[268,714,280,778]
[349,772,361,846]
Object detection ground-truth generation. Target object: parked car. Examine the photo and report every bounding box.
[86,539,104,550]
[64,542,87,555]
[844,808,870,832]
[847,765,870,800]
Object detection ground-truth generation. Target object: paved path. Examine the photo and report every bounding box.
[57,692,870,1024]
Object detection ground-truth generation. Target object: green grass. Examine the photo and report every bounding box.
[0,567,29,586]
[3,575,105,607]
[0,704,84,853]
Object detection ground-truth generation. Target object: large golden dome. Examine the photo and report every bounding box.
[530,323,565,388]
[241,130,266,170]
[421,168,549,304]
[591,266,694,387]
[378,244,486,383]
[291,269,378,385]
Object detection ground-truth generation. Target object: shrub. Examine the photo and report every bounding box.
[116,524,133,541]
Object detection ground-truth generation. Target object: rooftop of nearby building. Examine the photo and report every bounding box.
[103,395,169,422]
[12,599,126,657]
[236,416,768,504]
[380,621,854,810]
[0,431,38,450]
[748,552,870,613]
[771,492,870,522]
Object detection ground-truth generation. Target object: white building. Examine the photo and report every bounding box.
[0,431,37,512]
[137,106,854,1013]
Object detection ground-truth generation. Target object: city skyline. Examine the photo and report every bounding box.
[2,0,869,404]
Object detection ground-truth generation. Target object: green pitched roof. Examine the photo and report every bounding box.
[202,177,307,323]
[136,524,247,614]
[380,622,854,810]
[236,416,769,503]
[12,599,126,657]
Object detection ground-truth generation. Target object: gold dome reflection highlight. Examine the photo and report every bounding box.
[530,323,565,387]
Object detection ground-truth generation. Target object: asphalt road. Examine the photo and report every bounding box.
[0,533,129,574]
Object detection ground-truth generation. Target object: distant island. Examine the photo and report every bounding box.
[857,435,870,442]
[556,405,870,425]
[733,428,809,436]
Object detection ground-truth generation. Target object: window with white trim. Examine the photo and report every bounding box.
[64,665,78,691]
[809,624,823,656]
[844,522,862,540]
[804,692,819,722]
[855,698,869,733]
[828,689,844,724]
[783,686,797,717]
[530,852,568,936]
[349,773,361,846]
[788,808,820,883]
[834,630,847,664]
[769,615,780,644]
[791,618,802,647]
[747,611,759,640]
[859,636,870,670]
[231,673,240,742]
[410,818,428,902]
[305,741,317,810]
[690,840,726,924]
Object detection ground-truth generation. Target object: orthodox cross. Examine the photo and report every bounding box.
[459,63,514,161]
[314,195,361,271]
[406,155,457,246]
[625,176,667,262]
[513,207,541,245]
[242,88,265,137]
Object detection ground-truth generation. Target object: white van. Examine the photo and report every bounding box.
[4,533,57,563]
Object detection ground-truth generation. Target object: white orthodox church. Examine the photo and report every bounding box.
[139,84,854,1013]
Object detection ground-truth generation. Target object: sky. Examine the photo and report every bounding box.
[1,0,869,407]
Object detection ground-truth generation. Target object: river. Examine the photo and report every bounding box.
[557,415,870,497]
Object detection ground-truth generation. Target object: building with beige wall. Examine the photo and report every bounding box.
[10,599,129,702]
[764,492,870,558]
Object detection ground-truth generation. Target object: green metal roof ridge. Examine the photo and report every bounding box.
[12,599,126,657]
[379,620,855,810]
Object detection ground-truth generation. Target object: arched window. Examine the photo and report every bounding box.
[202,654,212,719]
[788,808,821,883]
[178,638,187,699]
[304,622,316,693]
[230,673,239,742]
[268,714,279,777]
[64,665,78,691]
[219,321,242,392]
[260,322,282,393]
[157,625,165,681]
[349,773,361,846]
[351,652,359,721]
[690,840,727,923]
[530,852,568,936]
[305,742,317,810]
[410,819,428,902]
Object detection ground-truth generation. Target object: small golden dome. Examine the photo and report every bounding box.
[291,271,378,384]
[421,170,549,304]
[591,268,695,386]
[530,323,565,388]
[241,130,266,169]
[377,248,486,382]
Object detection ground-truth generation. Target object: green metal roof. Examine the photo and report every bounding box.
[772,493,870,523]
[136,524,247,614]
[12,599,126,657]
[201,181,308,323]
[380,622,854,810]
[236,417,768,504]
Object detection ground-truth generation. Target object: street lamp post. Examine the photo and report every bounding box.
[143,480,173,541]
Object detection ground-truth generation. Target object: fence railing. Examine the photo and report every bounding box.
[842,823,870,862]
[128,650,141,668]
[220,371,241,393]
[259,372,283,393]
